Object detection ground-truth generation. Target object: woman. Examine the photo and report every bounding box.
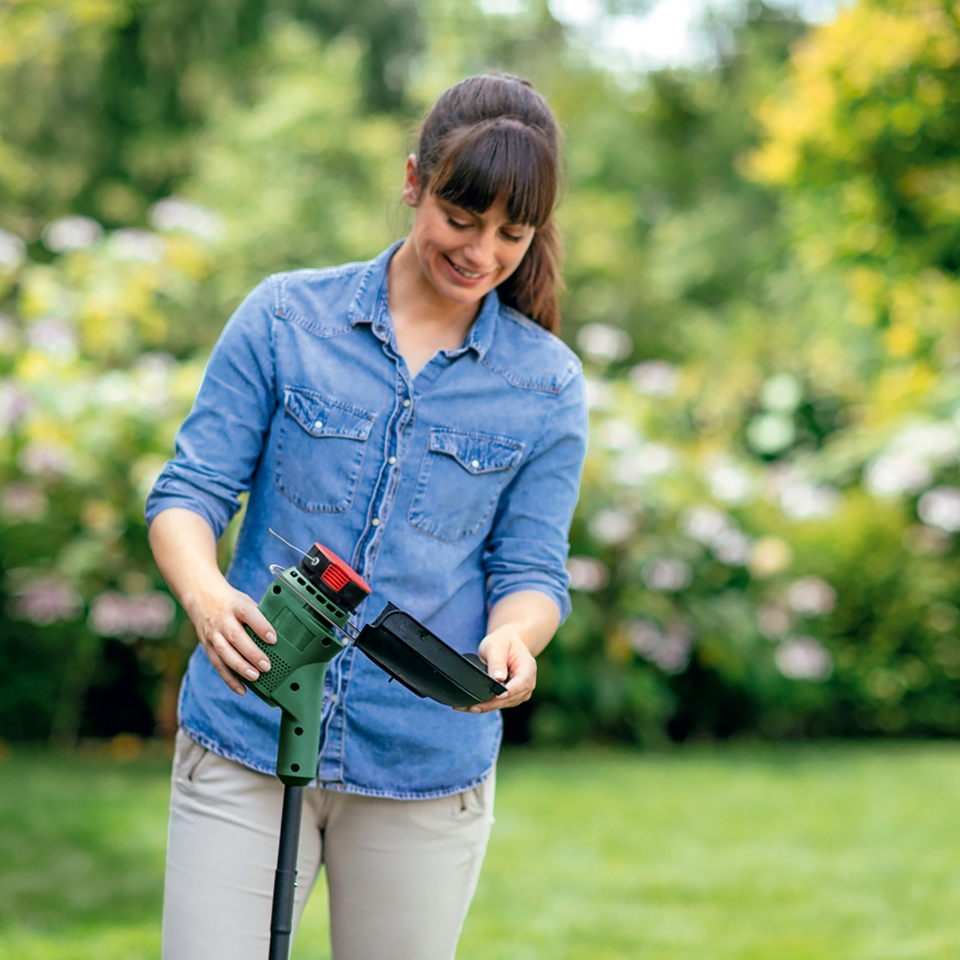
[147,73,588,960]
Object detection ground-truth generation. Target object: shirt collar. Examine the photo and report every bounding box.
[348,240,500,362]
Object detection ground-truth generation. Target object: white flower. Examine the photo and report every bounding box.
[918,486,960,533]
[865,421,960,499]
[108,229,165,263]
[89,591,175,637]
[630,360,678,397]
[713,529,752,566]
[680,505,751,566]
[26,318,78,363]
[598,418,641,451]
[0,230,26,270]
[681,505,732,545]
[614,443,677,484]
[864,452,932,496]
[584,377,611,410]
[638,443,676,475]
[757,604,791,640]
[641,558,692,592]
[577,323,632,363]
[93,370,133,408]
[779,481,840,521]
[775,637,833,682]
[627,618,693,674]
[705,459,754,505]
[893,422,960,463]
[589,509,635,545]
[747,413,796,454]
[566,556,610,592]
[787,577,837,617]
[149,197,222,241]
[761,373,803,412]
[42,216,103,252]
[0,382,31,432]
[129,352,176,413]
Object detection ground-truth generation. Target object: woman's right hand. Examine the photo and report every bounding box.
[148,508,277,697]
[189,583,277,696]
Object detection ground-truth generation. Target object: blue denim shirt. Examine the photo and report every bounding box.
[145,242,587,799]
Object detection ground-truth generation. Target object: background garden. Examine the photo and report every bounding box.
[4,0,960,955]
[4,0,960,747]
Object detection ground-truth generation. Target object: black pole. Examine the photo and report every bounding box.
[268,784,304,960]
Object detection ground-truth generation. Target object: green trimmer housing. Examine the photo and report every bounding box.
[241,542,368,786]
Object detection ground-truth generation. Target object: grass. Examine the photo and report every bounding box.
[2,742,960,958]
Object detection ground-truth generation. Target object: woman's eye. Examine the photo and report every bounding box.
[501,231,524,243]
[447,217,470,230]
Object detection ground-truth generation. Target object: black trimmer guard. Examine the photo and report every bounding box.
[354,602,507,707]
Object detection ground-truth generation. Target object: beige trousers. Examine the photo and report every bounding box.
[162,730,495,960]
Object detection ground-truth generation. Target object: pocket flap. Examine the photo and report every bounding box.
[429,428,524,474]
[284,387,375,440]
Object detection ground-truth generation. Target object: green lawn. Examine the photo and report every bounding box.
[2,743,960,959]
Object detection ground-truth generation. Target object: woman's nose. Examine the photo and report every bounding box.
[463,229,498,268]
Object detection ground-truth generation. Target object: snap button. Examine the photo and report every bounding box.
[402,398,411,407]
[371,518,380,527]
[313,420,324,430]
[471,459,480,469]
[388,456,397,465]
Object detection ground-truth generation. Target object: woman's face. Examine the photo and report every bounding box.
[402,159,535,307]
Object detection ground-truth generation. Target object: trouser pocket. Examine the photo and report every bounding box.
[172,729,209,787]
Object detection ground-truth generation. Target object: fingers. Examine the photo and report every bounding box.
[204,640,248,696]
[467,637,537,714]
[242,599,277,646]
[206,625,266,683]
[198,591,276,696]
[225,611,274,675]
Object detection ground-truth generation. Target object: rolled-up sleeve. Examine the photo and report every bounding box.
[482,371,588,623]
[144,278,278,539]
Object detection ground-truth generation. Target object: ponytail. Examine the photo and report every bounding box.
[496,219,562,335]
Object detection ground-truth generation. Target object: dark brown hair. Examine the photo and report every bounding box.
[415,74,563,334]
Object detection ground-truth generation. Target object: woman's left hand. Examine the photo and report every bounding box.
[465,625,538,714]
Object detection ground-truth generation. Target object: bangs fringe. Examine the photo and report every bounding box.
[428,118,557,228]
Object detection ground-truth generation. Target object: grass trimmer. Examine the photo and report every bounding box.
[240,535,506,960]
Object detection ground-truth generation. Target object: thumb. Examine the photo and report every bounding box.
[481,639,509,684]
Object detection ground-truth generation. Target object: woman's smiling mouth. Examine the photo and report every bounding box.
[444,256,487,281]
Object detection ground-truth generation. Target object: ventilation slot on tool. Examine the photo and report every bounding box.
[321,565,350,591]
[251,635,293,692]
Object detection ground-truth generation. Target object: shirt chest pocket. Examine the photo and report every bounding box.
[409,428,524,542]
[275,386,375,513]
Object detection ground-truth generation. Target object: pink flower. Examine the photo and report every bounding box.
[88,591,175,637]
[12,578,82,625]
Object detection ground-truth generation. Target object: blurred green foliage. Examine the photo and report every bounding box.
[3,0,960,745]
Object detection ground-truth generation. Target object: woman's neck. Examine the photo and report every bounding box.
[387,240,482,378]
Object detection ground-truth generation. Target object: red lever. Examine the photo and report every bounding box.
[300,543,371,613]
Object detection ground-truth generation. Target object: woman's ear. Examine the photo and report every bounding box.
[402,155,422,208]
